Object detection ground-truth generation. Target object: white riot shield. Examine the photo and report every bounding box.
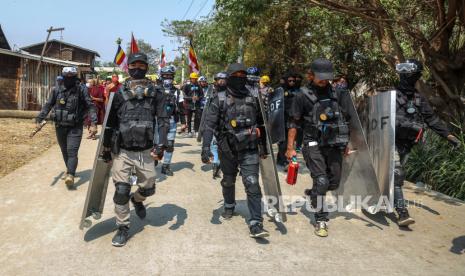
[365,90,396,213]
[337,88,396,214]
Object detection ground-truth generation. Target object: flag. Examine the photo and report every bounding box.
[160,47,166,68]
[188,40,200,73]
[130,32,139,54]
[113,44,128,72]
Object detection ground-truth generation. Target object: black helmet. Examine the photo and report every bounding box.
[396,59,423,74]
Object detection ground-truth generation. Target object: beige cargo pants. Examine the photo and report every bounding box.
[112,148,156,226]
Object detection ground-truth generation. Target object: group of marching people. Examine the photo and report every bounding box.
[36,50,461,247]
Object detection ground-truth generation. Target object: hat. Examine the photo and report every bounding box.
[226,63,247,76]
[310,58,334,80]
[128,53,148,64]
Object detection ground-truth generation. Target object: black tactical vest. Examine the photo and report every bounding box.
[159,85,178,117]
[302,87,349,148]
[117,79,157,150]
[220,89,259,151]
[53,85,81,126]
[395,90,425,141]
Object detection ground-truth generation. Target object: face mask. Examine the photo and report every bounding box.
[128,68,147,80]
[63,76,77,89]
[163,79,173,89]
[228,76,247,91]
[399,72,421,95]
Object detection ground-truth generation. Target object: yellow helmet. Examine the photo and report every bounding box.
[260,75,270,84]
[189,72,199,79]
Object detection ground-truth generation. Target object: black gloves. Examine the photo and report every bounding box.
[201,147,212,164]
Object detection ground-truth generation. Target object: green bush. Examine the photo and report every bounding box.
[404,129,465,200]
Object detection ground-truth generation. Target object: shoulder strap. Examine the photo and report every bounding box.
[301,87,318,104]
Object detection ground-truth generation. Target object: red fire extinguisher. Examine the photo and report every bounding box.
[286,157,299,185]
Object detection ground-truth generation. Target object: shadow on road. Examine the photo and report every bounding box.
[174,142,191,147]
[171,161,195,172]
[450,236,465,254]
[50,171,65,186]
[73,169,92,189]
[84,203,188,242]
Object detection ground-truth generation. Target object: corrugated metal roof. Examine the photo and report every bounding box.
[21,39,100,57]
[0,48,90,67]
[0,24,11,50]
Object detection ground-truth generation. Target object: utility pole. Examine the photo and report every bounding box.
[36,26,65,74]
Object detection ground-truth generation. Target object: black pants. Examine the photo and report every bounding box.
[276,128,289,165]
[55,125,83,176]
[296,128,303,149]
[302,144,343,222]
[394,140,414,214]
[186,109,202,133]
[218,147,263,225]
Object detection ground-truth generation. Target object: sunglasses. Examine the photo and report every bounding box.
[287,79,296,83]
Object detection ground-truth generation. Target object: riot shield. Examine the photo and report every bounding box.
[337,88,396,214]
[365,89,396,213]
[337,88,381,214]
[255,86,287,223]
[79,93,115,229]
[197,85,214,142]
[267,87,285,144]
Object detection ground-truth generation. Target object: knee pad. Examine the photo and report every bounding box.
[166,140,174,153]
[244,175,261,195]
[113,182,131,205]
[394,166,405,187]
[314,175,330,195]
[138,184,156,197]
[221,175,236,188]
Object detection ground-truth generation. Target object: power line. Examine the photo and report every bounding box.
[181,0,194,20]
[193,0,209,19]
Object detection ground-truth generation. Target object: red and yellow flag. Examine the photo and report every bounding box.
[188,40,200,73]
[113,44,128,72]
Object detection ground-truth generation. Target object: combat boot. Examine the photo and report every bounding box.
[161,164,174,176]
[130,194,146,219]
[112,226,129,247]
[397,209,415,227]
[249,223,269,238]
[221,207,235,220]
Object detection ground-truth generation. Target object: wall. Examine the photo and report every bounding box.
[0,54,20,109]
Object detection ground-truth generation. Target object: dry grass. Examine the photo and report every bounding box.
[0,118,56,177]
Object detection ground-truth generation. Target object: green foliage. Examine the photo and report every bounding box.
[405,129,465,200]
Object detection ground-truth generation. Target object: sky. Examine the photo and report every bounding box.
[1,0,214,62]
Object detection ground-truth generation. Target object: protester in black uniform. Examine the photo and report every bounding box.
[276,72,301,169]
[201,63,269,238]
[392,58,461,226]
[101,53,168,247]
[182,72,203,137]
[36,67,97,189]
[286,58,351,237]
